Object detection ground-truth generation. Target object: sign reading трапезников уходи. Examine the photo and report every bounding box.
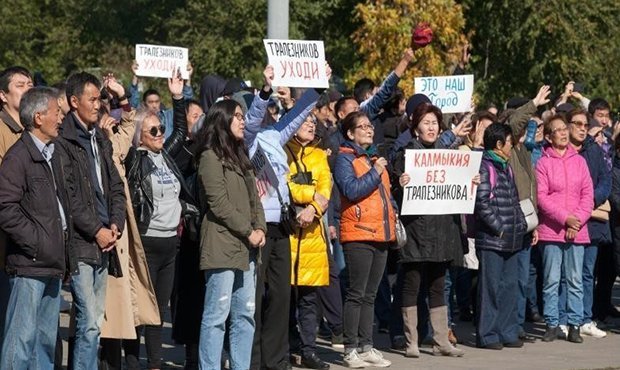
[415,75,474,114]
[401,149,482,215]
[263,39,329,88]
[135,44,189,79]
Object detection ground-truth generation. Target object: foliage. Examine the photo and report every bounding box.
[348,0,467,96]
[462,0,620,108]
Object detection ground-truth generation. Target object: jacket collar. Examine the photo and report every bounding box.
[542,143,578,159]
[60,111,103,143]
[21,131,47,163]
[340,140,375,157]
[0,110,23,133]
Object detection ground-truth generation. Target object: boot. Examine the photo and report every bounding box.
[401,306,420,358]
[429,306,464,357]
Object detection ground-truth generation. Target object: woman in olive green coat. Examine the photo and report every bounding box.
[196,99,266,369]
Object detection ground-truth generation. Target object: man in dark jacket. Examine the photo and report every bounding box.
[56,72,126,369]
[0,87,71,368]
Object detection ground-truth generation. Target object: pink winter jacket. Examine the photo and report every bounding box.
[535,145,594,244]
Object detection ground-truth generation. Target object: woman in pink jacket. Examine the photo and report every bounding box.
[535,114,594,343]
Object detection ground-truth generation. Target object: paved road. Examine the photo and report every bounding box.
[60,281,620,369]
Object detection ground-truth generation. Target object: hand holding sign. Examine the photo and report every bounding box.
[168,68,184,99]
[263,65,274,90]
[411,22,433,50]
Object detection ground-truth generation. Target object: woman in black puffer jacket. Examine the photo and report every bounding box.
[474,122,526,350]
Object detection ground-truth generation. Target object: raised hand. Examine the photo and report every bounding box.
[168,68,184,99]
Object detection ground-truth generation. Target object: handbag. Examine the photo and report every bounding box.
[394,218,407,249]
[519,198,539,233]
[591,200,611,222]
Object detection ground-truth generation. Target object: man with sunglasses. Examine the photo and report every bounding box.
[55,71,126,369]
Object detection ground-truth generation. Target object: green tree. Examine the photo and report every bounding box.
[462,0,620,107]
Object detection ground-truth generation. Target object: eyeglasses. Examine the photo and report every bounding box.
[570,121,590,129]
[234,112,245,121]
[147,125,166,137]
[354,124,374,131]
[551,126,568,134]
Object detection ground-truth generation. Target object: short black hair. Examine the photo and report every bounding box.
[65,72,101,105]
[588,98,610,115]
[185,99,202,113]
[316,91,331,109]
[0,66,32,95]
[483,122,512,150]
[142,88,160,103]
[334,96,356,117]
[353,78,375,103]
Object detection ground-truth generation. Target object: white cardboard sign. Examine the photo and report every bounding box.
[264,39,328,88]
[414,75,474,113]
[401,149,481,215]
[135,44,189,79]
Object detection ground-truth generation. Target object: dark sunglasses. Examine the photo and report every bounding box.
[148,125,166,137]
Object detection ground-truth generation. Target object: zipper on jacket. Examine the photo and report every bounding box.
[354,224,377,233]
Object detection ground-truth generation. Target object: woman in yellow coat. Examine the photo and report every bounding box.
[286,113,332,369]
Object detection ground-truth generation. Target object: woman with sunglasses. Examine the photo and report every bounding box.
[124,70,195,369]
[334,111,397,368]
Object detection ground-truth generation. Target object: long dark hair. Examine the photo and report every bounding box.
[195,99,252,171]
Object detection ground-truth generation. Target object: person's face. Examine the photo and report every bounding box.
[546,119,569,149]
[295,115,316,144]
[230,106,245,141]
[397,98,406,116]
[533,117,544,142]
[347,116,374,148]
[0,73,33,112]
[316,104,335,126]
[36,98,62,142]
[186,103,203,133]
[276,87,294,107]
[593,109,611,128]
[414,113,440,144]
[145,93,161,114]
[497,134,513,158]
[338,99,360,120]
[71,83,101,126]
[568,113,589,145]
[140,114,165,152]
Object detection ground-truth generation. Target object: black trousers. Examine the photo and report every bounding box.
[317,249,343,336]
[342,242,388,352]
[251,224,292,370]
[594,243,618,320]
[291,286,320,357]
[124,235,178,369]
[401,261,448,308]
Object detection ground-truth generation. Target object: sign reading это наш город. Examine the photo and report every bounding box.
[414,75,474,114]
[264,39,329,88]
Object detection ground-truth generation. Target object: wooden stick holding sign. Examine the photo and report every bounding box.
[400,149,482,215]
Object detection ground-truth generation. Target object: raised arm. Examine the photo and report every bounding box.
[164,69,188,159]
[244,65,275,150]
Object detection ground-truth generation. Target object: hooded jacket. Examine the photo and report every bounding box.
[285,138,331,286]
[536,144,594,244]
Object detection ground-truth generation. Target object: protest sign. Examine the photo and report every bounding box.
[414,75,474,113]
[135,44,189,79]
[263,39,328,88]
[401,149,482,215]
[251,144,280,202]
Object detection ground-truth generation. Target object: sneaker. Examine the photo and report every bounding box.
[343,350,370,369]
[567,326,583,343]
[580,322,607,338]
[332,333,344,349]
[358,348,391,368]
[558,325,568,340]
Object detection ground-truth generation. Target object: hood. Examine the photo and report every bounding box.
[541,143,579,160]
[199,75,226,112]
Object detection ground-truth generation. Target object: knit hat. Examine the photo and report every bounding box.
[405,94,432,117]
[555,103,575,114]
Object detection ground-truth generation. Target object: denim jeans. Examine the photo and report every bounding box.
[1,276,61,370]
[527,245,542,315]
[200,261,256,370]
[516,234,532,327]
[541,243,584,327]
[476,249,520,346]
[559,244,597,325]
[71,257,108,370]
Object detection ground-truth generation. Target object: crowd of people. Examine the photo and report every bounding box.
[0,33,619,370]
